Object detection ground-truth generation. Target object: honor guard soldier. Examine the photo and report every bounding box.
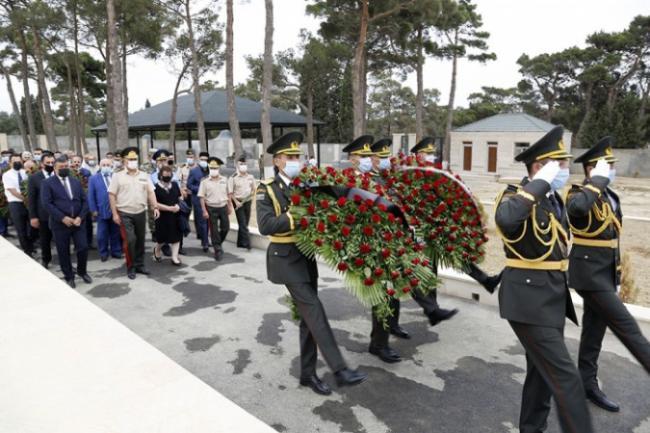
[495,126,593,433]
[568,137,650,412]
[342,135,375,175]
[256,132,368,395]
[410,136,440,167]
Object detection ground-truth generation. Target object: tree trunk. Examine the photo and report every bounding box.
[306,90,315,158]
[415,26,424,142]
[66,62,78,154]
[122,38,129,115]
[0,63,29,150]
[637,77,649,142]
[261,0,274,168]
[105,38,116,152]
[226,0,243,158]
[72,0,87,154]
[351,0,369,138]
[575,82,594,148]
[18,31,37,149]
[169,63,190,150]
[31,30,58,151]
[184,0,207,151]
[107,0,128,150]
[443,31,459,164]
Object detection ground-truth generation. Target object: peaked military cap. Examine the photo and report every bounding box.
[185,149,195,156]
[371,138,392,157]
[411,136,436,154]
[514,125,572,164]
[574,136,618,165]
[207,156,224,168]
[121,147,139,159]
[267,132,303,155]
[152,149,170,161]
[342,135,374,156]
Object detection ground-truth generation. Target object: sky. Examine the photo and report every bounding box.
[0,0,648,115]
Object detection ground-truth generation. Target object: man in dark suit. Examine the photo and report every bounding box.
[88,158,122,261]
[567,137,650,412]
[495,126,593,433]
[256,132,367,396]
[28,151,56,268]
[41,156,92,288]
[187,151,210,252]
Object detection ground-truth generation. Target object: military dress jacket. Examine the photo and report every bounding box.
[566,176,622,292]
[256,175,318,284]
[495,177,578,328]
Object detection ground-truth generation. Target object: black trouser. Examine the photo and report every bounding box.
[578,290,650,391]
[38,218,53,264]
[207,206,229,253]
[370,298,401,349]
[510,321,593,433]
[85,213,94,247]
[8,202,33,254]
[52,223,88,281]
[233,200,252,248]
[119,211,146,271]
[286,280,346,378]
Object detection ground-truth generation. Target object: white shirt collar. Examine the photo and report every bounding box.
[278,172,291,186]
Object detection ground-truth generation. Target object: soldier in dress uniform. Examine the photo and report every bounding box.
[256,132,368,395]
[410,136,441,168]
[567,137,650,412]
[495,126,593,433]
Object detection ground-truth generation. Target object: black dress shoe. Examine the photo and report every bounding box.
[334,368,368,387]
[369,346,402,363]
[214,249,223,261]
[299,375,332,396]
[586,388,620,412]
[428,308,459,326]
[135,267,150,275]
[178,248,187,256]
[202,246,209,253]
[112,254,123,259]
[390,325,411,339]
[127,269,136,280]
[100,256,108,262]
[66,278,76,288]
[78,273,93,284]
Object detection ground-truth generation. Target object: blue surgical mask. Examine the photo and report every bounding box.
[101,166,113,175]
[359,157,372,173]
[379,158,391,170]
[1,156,8,164]
[199,160,208,169]
[284,160,301,179]
[187,158,194,165]
[608,168,616,185]
[550,168,570,191]
[34,154,42,162]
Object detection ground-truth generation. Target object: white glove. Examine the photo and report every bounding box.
[590,158,610,180]
[533,160,560,185]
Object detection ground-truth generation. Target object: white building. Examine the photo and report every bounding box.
[449,113,573,178]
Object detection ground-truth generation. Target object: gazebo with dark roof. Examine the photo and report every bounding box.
[92,89,325,159]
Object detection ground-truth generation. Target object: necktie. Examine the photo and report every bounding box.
[104,174,111,189]
[548,194,561,220]
[17,171,23,184]
[62,178,73,199]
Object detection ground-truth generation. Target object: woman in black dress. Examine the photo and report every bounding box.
[153,165,183,265]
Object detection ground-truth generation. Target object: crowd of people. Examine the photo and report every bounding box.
[0,145,256,285]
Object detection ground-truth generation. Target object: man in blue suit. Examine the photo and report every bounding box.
[88,158,122,262]
[41,156,92,288]
[27,151,56,268]
[187,151,210,252]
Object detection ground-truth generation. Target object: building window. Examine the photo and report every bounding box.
[514,142,529,160]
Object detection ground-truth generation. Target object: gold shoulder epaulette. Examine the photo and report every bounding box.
[261,178,274,185]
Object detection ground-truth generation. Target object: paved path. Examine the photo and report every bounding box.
[44,238,650,432]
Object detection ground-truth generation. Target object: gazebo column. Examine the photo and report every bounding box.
[316,125,321,168]
[136,132,140,147]
[95,132,101,160]
[150,130,155,148]
[187,129,192,149]
[205,129,209,153]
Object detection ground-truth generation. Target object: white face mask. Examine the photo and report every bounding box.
[283,160,301,179]
[87,160,96,167]
[199,160,208,169]
[113,160,122,169]
[34,154,42,162]
[209,169,219,177]
[608,168,616,184]
[379,158,391,170]
[424,154,436,163]
[358,157,372,173]
[238,164,248,173]
[127,160,139,170]
[186,158,195,165]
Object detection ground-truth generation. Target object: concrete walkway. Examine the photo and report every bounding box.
[2,233,650,432]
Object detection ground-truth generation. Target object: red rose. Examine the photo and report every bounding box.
[307,203,316,215]
[337,262,349,271]
[355,258,365,267]
[304,189,312,198]
[383,232,393,242]
[317,221,326,233]
[292,177,301,186]
[315,239,324,247]
[411,258,420,265]
[386,288,396,297]
[291,194,301,205]
[363,226,374,236]
[374,268,384,277]
[381,248,391,259]
[448,234,457,241]
[328,214,338,224]
[395,230,404,239]
[341,226,351,237]
[390,270,400,279]
[371,214,381,224]
[337,197,347,207]
[409,278,419,287]
[345,214,356,225]
[353,194,362,203]
[387,213,396,223]
[446,245,454,252]
[365,199,374,207]
[358,204,368,213]
[300,217,309,229]
[320,199,330,209]
[402,287,411,294]
[422,259,430,267]
[397,247,406,256]
[404,268,413,276]
[363,277,374,286]
[360,243,371,254]
[377,203,387,212]
[333,240,343,251]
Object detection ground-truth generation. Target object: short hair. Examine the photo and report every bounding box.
[199,152,210,158]
[41,153,55,162]
[237,156,246,163]
[158,165,174,176]
[34,147,43,153]
[55,155,69,164]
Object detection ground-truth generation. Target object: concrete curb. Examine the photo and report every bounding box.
[228,224,650,325]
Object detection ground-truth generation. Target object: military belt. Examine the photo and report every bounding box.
[505,258,569,271]
[572,237,618,249]
[269,235,296,244]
